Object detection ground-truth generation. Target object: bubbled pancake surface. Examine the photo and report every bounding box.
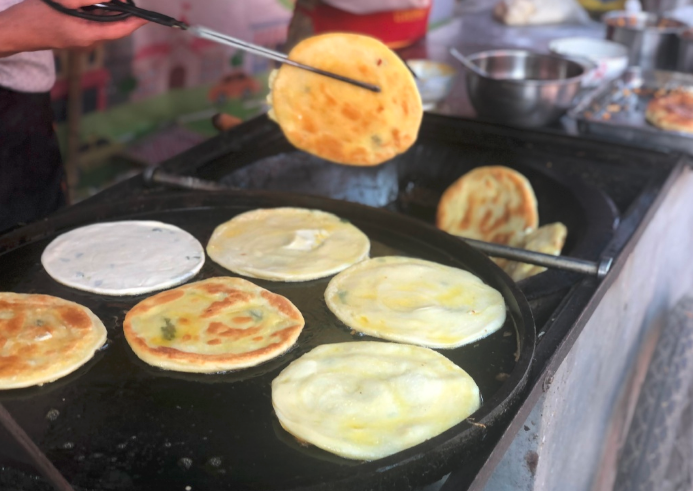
[124,277,305,373]
[268,33,422,166]
[436,166,539,245]
[206,208,370,282]
[272,341,481,461]
[0,293,106,389]
[325,257,506,349]
[645,90,693,134]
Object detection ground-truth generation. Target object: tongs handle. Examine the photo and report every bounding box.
[463,238,612,279]
[41,0,186,28]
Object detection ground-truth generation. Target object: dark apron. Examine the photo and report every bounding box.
[0,86,66,233]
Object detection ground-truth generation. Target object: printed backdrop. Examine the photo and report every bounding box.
[53,0,293,177]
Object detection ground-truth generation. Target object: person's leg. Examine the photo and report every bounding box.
[0,86,66,233]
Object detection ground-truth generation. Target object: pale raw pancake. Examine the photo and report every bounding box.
[0,293,106,389]
[268,33,422,166]
[325,257,506,349]
[646,90,693,134]
[42,221,205,296]
[123,277,305,373]
[503,222,567,282]
[272,341,481,461]
[207,208,370,282]
[436,166,539,245]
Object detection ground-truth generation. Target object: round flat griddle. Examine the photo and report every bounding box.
[0,191,534,491]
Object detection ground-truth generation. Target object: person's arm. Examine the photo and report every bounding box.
[0,0,148,57]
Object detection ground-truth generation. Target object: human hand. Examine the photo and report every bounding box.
[0,0,149,56]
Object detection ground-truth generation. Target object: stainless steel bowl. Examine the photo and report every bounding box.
[603,11,688,71]
[679,29,693,73]
[463,50,587,128]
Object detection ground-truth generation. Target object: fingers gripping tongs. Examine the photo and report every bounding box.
[40,0,380,92]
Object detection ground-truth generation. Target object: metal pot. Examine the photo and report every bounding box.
[679,29,693,73]
[641,0,692,12]
[603,11,688,70]
[463,50,587,128]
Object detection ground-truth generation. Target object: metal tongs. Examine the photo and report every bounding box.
[40,0,381,93]
[143,168,614,279]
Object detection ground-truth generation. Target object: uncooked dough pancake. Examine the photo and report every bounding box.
[123,277,305,373]
[645,90,693,134]
[272,341,481,461]
[42,221,205,296]
[268,33,423,166]
[504,222,567,282]
[436,166,539,245]
[0,293,106,389]
[325,257,506,349]
[207,208,370,282]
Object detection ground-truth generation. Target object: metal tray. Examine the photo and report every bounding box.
[0,191,535,491]
[568,67,693,155]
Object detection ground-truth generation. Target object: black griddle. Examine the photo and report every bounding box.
[0,113,683,491]
[0,191,535,491]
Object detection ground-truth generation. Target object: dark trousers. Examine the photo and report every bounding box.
[0,86,66,233]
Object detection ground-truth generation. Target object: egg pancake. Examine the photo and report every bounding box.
[42,221,205,296]
[436,166,539,245]
[272,341,481,461]
[0,293,106,389]
[268,33,423,166]
[123,277,304,373]
[503,222,567,282]
[325,257,506,349]
[645,90,693,134]
[207,208,370,282]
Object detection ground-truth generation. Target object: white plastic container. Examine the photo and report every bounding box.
[549,37,629,87]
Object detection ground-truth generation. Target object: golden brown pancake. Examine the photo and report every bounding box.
[503,222,567,282]
[436,166,539,245]
[0,293,107,389]
[268,33,422,166]
[123,277,305,373]
[646,90,693,134]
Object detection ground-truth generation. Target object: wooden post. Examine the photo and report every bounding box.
[65,49,83,204]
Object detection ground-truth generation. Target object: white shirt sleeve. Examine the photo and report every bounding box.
[0,0,57,93]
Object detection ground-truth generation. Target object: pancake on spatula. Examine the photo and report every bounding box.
[645,89,693,134]
[268,33,422,166]
[123,277,304,373]
[436,166,538,246]
[207,208,370,282]
[325,257,506,349]
[503,222,567,282]
[0,293,106,389]
[272,341,481,461]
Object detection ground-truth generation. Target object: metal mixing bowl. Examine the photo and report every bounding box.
[463,50,587,128]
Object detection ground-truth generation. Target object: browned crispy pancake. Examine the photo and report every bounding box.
[268,33,422,166]
[0,293,106,389]
[646,90,693,134]
[123,277,305,373]
[436,166,539,245]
